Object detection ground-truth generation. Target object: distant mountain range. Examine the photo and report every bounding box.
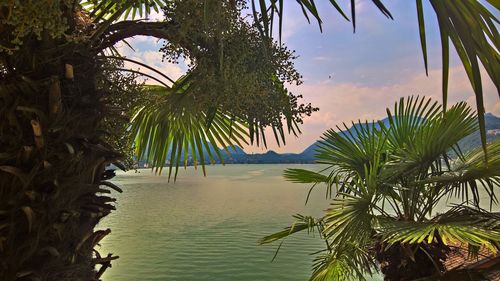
[300,112,500,161]
[138,113,500,167]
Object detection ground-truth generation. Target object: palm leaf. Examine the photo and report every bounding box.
[429,0,499,158]
[322,193,373,246]
[283,167,328,183]
[309,241,377,281]
[309,251,366,281]
[81,0,168,22]
[315,120,387,179]
[283,168,336,202]
[259,214,321,244]
[375,205,500,253]
[420,140,500,208]
[384,98,477,178]
[130,83,248,181]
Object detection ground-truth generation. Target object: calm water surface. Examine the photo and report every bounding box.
[101,164,477,280]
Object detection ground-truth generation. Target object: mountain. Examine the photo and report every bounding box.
[458,113,500,151]
[300,113,500,160]
[300,116,393,159]
[223,149,313,164]
[137,113,499,167]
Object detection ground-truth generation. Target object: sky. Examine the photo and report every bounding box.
[120,1,499,154]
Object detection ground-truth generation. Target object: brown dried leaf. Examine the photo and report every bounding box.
[21,206,34,233]
[0,165,28,184]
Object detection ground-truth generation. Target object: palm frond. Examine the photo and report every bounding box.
[259,214,321,244]
[270,96,499,280]
[130,83,248,181]
[315,120,387,179]
[375,205,500,253]
[323,193,373,246]
[385,98,477,178]
[81,0,167,22]
[309,252,365,281]
[384,96,441,151]
[260,213,377,281]
[445,140,500,181]
[283,168,337,202]
[309,242,377,281]
[283,168,330,184]
[251,0,392,39]
[420,140,500,208]
[429,0,499,157]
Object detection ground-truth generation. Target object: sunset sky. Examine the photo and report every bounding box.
[121,1,499,153]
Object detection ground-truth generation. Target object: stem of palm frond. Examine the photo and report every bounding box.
[111,68,171,88]
[101,56,177,85]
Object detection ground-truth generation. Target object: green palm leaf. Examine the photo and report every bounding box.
[419,140,500,207]
[316,120,387,181]
[81,0,168,22]
[263,96,499,280]
[430,0,498,159]
[283,168,338,202]
[309,249,370,281]
[375,205,500,253]
[384,98,477,178]
[322,193,374,247]
[383,96,441,151]
[258,214,321,244]
[283,168,330,184]
[130,82,248,181]
[309,238,377,281]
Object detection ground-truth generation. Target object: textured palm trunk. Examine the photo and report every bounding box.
[374,241,450,281]
[0,36,121,280]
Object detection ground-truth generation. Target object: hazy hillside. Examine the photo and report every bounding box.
[301,113,499,160]
[458,113,500,151]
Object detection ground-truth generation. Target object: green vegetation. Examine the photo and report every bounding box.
[260,96,500,280]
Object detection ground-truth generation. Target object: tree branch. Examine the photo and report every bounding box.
[102,56,177,84]
[95,21,179,52]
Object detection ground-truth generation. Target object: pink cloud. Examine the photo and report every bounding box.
[243,65,499,153]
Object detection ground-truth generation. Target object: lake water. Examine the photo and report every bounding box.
[100,164,346,281]
[98,164,496,281]
[99,164,367,281]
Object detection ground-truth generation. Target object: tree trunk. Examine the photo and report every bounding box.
[375,241,450,281]
[0,36,121,280]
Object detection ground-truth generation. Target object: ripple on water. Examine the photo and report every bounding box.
[99,165,383,281]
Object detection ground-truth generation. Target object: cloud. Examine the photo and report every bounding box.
[312,56,332,62]
[137,51,185,82]
[114,36,187,86]
[355,0,366,12]
[243,65,499,153]
[273,6,303,42]
[146,10,164,21]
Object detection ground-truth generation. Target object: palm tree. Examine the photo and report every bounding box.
[260,96,500,280]
[0,1,315,280]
